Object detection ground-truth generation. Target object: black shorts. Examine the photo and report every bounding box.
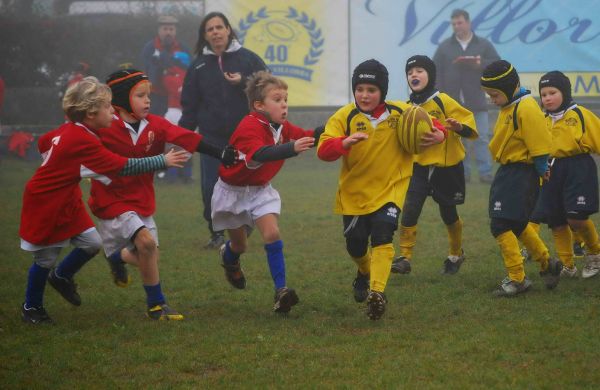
[343,202,400,240]
[540,154,599,221]
[489,163,539,222]
[406,162,466,206]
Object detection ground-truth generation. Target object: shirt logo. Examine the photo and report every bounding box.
[146,131,155,152]
[565,117,578,126]
[494,201,502,211]
[356,121,367,132]
[386,206,398,219]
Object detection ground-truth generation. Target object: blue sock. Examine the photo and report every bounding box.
[56,248,95,279]
[25,263,51,308]
[222,240,240,265]
[265,240,286,290]
[143,283,165,308]
[108,250,124,265]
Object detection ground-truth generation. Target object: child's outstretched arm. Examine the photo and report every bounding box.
[119,149,188,176]
[197,141,238,166]
[251,137,315,162]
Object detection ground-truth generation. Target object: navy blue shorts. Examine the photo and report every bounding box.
[540,154,598,223]
[343,202,400,241]
[406,162,466,206]
[489,163,539,222]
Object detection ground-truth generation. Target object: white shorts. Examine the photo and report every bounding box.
[21,227,103,268]
[211,178,281,231]
[96,211,158,257]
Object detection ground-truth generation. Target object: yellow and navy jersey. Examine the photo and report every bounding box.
[412,92,478,167]
[548,105,600,157]
[489,94,551,164]
[318,100,414,215]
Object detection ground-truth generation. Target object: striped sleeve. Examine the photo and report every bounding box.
[119,155,167,176]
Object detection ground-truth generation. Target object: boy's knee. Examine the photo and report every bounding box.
[346,239,368,258]
[261,228,281,244]
[370,222,395,247]
[134,229,158,254]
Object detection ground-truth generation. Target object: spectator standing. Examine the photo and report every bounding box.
[179,11,267,249]
[141,15,190,117]
[433,8,500,183]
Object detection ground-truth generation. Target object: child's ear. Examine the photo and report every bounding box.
[253,100,264,111]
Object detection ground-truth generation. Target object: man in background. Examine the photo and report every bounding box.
[433,9,500,183]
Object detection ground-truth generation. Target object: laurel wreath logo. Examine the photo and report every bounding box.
[236,6,324,66]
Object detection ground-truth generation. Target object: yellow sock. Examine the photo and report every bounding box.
[352,252,371,276]
[496,231,525,282]
[446,218,463,257]
[577,219,600,254]
[370,243,394,293]
[571,227,584,247]
[398,225,416,259]
[529,222,541,234]
[518,223,550,270]
[552,226,574,269]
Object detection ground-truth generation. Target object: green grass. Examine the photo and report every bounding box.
[1,153,600,389]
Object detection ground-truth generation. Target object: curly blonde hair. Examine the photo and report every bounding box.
[62,76,112,122]
[244,71,288,111]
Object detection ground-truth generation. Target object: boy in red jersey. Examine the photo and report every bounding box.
[212,71,320,313]
[88,69,236,320]
[20,77,187,324]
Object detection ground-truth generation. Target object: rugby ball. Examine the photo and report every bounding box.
[398,105,433,154]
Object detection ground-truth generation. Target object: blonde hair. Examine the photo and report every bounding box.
[62,76,112,123]
[245,71,288,111]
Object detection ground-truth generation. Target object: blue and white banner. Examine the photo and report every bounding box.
[353,0,600,99]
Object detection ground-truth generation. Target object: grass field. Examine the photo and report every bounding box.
[2,153,600,389]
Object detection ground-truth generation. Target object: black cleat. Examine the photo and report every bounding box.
[540,257,563,289]
[21,303,53,324]
[366,291,387,320]
[204,233,225,249]
[106,257,131,287]
[273,287,299,313]
[220,244,246,289]
[47,269,81,306]
[352,271,370,303]
[391,256,412,274]
[441,251,466,275]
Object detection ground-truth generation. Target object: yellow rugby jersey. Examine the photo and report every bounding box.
[318,101,414,215]
[489,94,551,164]
[548,105,600,157]
[413,92,478,167]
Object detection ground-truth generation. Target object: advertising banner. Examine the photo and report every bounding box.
[206,0,350,106]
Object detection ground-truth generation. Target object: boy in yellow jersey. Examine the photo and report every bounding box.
[537,71,600,279]
[480,60,563,296]
[391,55,478,276]
[317,59,446,319]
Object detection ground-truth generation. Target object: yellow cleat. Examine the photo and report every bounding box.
[146,304,184,320]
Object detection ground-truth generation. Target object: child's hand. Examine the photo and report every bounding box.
[342,132,369,149]
[220,145,238,167]
[294,137,316,153]
[224,72,242,85]
[445,118,463,132]
[164,148,189,168]
[419,128,445,148]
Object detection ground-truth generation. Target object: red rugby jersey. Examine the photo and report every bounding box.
[20,122,127,245]
[88,113,201,219]
[219,112,314,186]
